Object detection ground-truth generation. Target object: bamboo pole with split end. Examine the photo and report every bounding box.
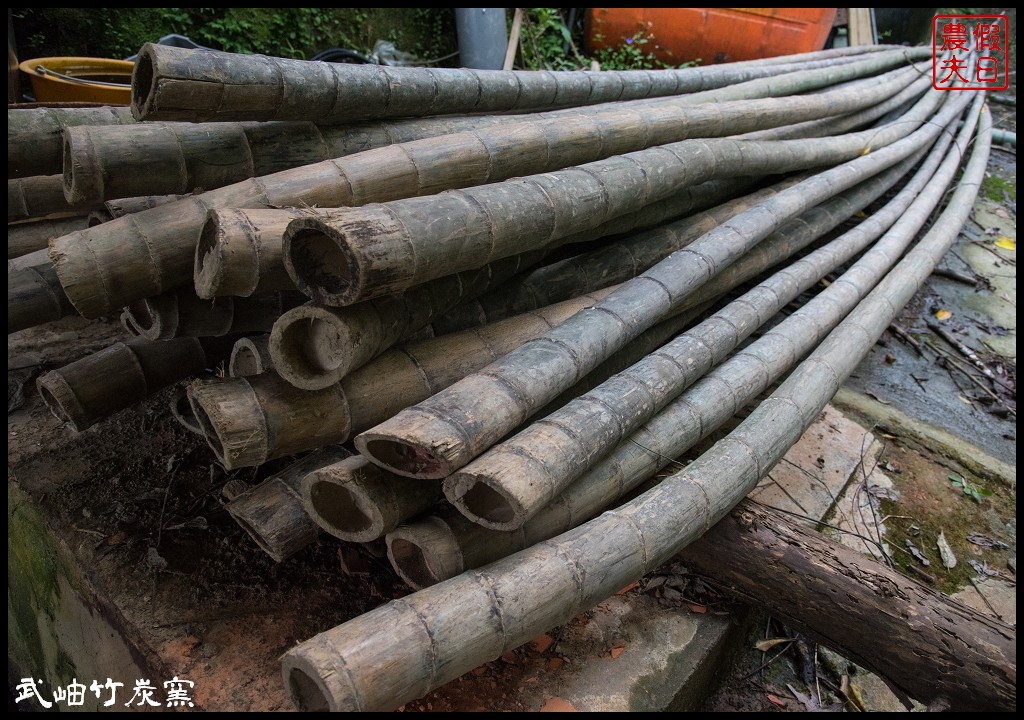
[8,105,135,179]
[8,216,90,259]
[229,336,274,377]
[285,80,942,307]
[8,175,103,223]
[51,57,923,320]
[390,101,976,579]
[122,287,305,341]
[8,263,75,334]
[36,335,236,432]
[353,88,966,480]
[269,250,548,390]
[131,42,907,123]
[189,289,618,470]
[280,95,994,715]
[224,446,352,562]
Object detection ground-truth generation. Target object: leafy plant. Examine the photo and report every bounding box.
[948,474,992,504]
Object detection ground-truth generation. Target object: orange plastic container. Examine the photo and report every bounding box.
[586,8,838,66]
[19,57,134,104]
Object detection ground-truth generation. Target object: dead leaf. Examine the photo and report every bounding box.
[609,644,626,659]
[935,309,952,321]
[541,697,577,712]
[787,683,820,712]
[994,236,1016,251]
[616,581,640,595]
[755,637,793,652]
[937,531,957,569]
[767,694,787,708]
[967,533,1009,550]
[547,657,563,671]
[530,634,554,654]
[688,604,707,614]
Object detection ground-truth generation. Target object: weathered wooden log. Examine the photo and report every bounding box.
[302,456,442,544]
[8,216,90,259]
[190,289,617,469]
[285,79,941,306]
[443,137,948,530]
[225,446,352,562]
[132,43,913,123]
[123,288,304,341]
[389,114,967,577]
[229,335,274,377]
[9,175,102,223]
[353,89,965,479]
[8,263,76,334]
[8,105,135,178]
[279,92,993,714]
[37,335,236,432]
[52,56,922,319]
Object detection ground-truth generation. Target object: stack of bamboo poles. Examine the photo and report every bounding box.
[6,42,1003,710]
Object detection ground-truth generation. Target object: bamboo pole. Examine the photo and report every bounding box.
[225,446,352,562]
[8,105,135,178]
[170,387,205,435]
[190,290,617,469]
[122,287,304,341]
[131,43,910,123]
[353,89,966,479]
[229,335,274,377]
[284,77,940,306]
[279,92,992,715]
[104,194,187,218]
[8,263,75,334]
[9,175,102,223]
[389,115,966,579]
[51,55,923,319]
[302,456,442,544]
[36,335,235,432]
[8,216,90,259]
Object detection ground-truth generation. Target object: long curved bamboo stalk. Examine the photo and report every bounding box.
[8,263,75,334]
[284,75,938,306]
[390,111,967,580]
[353,88,966,479]
[131,43,907,123]
[37,335,235,432]
[51,56,921,319]
[9,175,102,223]
[123,287,303,341]
[8,105,135,179]
[225,446,352,562]
[279,92,992,715]
[8,216,90,259]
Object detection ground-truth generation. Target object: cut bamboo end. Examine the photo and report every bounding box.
[443,472,527,531]
[385,518,464,590]
[282,655,341,713]
[269,306,355,390]
[130,50,158,121]
[36,371,88,430]
[187,378,270,470]
[227,479,318,563]
[283,220,361,306]
[170,388,205,435]
[229,336,273,377]
[355,408,467,479]
[123,297,171,340]
[195,209,256,298]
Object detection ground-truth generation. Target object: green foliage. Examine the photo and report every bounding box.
[590,23,679,71]
[948,474,992,504]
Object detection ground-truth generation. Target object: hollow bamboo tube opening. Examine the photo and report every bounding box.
[305,479,376,539]
[359,438,450,479]
[388,538,442,589]
[37,374,83,429]
[130,51,157,120]
[170,390,204,435]
[194,218,229,298]
[385,519,464,589]
[285,227,354,305]
[286,665,333,713]
[229,337,272,377]
[447,475,520,529]
[125,299,157,335]
[270,311,351,388]
[188,399,230,466]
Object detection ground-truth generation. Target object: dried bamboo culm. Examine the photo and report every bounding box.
[8,263,75,334]
[51,55,921,319]
[190,289,619,469]
[225,446,352,562]
[354,88,963,479]
[389,110,967,581]
[8,216,90,259]
[229,335,274,377]
[280,92,994,715]
[37,335,236,432]
[284,73,938,306]
[8,105,135,178]
[123,287,304,341]
[104,194,188,218]
[131,42,905,123]
[9,175,103,223]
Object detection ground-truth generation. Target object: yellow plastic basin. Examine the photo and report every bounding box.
[20,57,135,105]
